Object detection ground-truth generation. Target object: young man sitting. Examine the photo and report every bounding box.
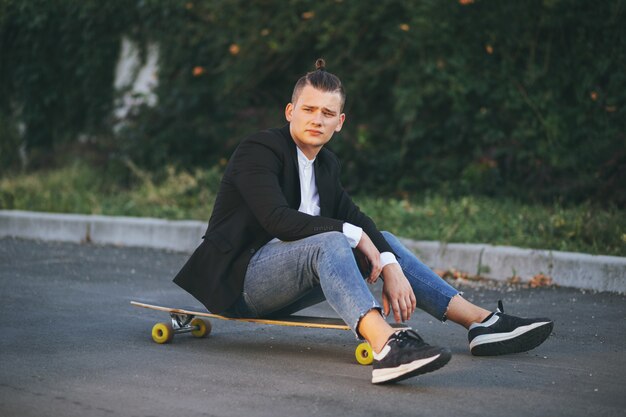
[174,59,553,384]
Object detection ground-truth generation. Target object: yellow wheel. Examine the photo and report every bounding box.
[152,322,174,344]
[190,318,211,338]
[355,342,373,365]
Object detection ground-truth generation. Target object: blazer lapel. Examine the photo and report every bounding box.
[281,124,302,210]
[314,155,334,217]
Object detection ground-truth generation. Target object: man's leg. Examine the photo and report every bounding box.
[229,232,381,332]
[381,231,553,355]
[379,231,489,324]
[231,232,399,353]
[226,231,451,383]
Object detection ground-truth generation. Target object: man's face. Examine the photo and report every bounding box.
[285,84,345,159]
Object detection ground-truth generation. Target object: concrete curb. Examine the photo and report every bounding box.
[399,239,625,294]
[1,209,624,294]
[0,210,205,253]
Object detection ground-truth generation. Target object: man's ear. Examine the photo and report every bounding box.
[285,103,293,122]
[335,113,346,132]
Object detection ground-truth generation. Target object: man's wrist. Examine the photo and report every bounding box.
[380,252,398,268]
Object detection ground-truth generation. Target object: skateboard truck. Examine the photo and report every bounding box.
[151,312,211,344]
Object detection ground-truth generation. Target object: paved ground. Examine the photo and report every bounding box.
[0,237,624,417]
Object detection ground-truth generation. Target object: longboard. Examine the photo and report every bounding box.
[130,301,406,365]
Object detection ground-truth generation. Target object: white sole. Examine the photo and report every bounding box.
[372,354,440,384]
[469,321,551,350]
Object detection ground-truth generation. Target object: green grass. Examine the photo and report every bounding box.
[359,195,625,256]
[1,161,624,256]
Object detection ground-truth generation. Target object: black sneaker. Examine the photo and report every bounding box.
[468,300,553,356]
[372,329,451,384]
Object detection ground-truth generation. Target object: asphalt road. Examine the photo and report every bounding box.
[1,237,624,417]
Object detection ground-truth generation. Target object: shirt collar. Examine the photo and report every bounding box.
[296,146,315,168]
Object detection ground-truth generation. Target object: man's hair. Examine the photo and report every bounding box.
[291,59,346,111]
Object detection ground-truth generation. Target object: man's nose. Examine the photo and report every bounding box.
[311,112,323,125]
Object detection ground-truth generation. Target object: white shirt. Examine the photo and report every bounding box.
[292,147,398,268]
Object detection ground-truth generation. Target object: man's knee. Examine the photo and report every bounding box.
[320,231,351,247]
[317,231,353,258]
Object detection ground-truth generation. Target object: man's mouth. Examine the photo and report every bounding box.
[306,129,323,136]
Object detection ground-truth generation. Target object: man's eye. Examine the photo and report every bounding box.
[303,108,312,112]
[324,112,334,117]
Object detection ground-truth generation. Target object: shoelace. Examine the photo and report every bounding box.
[393,329,425,348]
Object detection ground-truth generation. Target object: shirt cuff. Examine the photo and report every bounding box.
[380,252,399,268]
[342,223,363,248]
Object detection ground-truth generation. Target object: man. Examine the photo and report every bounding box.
[174,59,553,384]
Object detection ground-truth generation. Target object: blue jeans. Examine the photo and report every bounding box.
[224,231,460,339]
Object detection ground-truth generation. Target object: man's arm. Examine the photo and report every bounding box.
[329,154,395,256]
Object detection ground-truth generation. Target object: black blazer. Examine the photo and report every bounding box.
[173,124,395,313]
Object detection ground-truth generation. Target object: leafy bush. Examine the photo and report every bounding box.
[1,0,624,205]
[0,0,130,167]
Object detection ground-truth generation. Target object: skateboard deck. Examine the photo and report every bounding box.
[131,300,406,365]
[131,301,352,329]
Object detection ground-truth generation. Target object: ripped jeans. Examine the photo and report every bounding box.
[223,231,459,339]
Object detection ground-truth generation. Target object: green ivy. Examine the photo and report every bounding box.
[1,0,624,205]
[0,0,131,168]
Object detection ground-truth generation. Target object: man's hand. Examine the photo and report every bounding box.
[356,232,381,284]
[381,263,417,323]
